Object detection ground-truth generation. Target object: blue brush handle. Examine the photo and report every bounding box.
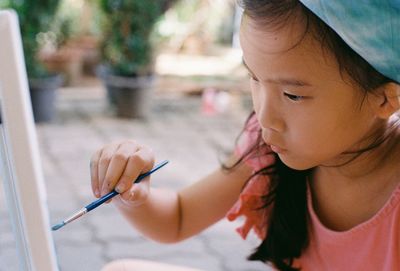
[85,160,169,212]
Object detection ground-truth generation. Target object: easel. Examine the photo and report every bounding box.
[0,10,58,271]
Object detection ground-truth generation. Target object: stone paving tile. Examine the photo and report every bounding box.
[88,210,141,241]
[0,246,19,271]
[53,226,94,245]
[0,215,18,271]
[0,228,15,247]
[203,235,266,271]
[55,243,106,271]
[106,238,207,259]
[200,220,267,271]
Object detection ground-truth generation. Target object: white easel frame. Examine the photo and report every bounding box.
[0,10,58,271]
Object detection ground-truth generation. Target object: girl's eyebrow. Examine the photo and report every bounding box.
[242,58,311,87]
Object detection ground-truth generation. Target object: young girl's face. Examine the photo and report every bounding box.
[240,16,381,170]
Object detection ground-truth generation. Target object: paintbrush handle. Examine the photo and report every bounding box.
[85,160,169,212]
[85,190,118,211]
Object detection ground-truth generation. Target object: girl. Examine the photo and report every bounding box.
[94,1,400,270]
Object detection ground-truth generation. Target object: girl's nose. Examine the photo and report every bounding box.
[256,86,285,133]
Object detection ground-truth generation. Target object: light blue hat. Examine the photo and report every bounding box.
[299,0,400,83]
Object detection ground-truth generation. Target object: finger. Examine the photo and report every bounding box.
[114,147,154,194]
[90,149,102,198]
[102,142,140,195]
[98,143,120,196]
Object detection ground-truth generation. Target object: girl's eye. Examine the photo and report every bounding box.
[284,92,305,101]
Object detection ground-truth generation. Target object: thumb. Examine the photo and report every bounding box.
[118,178,150,206]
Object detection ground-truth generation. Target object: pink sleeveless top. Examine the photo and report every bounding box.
[226,116,400,270]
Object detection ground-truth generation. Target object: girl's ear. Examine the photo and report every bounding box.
[373,82,400,119]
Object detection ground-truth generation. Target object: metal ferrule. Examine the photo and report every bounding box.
[64,208,88,224]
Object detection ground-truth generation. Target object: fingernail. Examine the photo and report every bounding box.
[115,184,124,193]
[94,188,100,198]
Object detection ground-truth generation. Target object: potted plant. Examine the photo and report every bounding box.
[8,0,63,122]
[97,0,175,118]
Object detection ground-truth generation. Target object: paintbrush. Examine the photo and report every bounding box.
[52,160,169,231]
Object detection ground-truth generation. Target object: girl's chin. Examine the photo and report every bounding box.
[278,154,315,171]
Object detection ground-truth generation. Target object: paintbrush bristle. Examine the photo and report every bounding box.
[51,222,65,231]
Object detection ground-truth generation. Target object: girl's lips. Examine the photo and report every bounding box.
[270,144,286,153]
[262,133,286,153]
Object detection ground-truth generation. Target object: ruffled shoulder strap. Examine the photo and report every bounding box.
[226,115,275,240]
[226,175,272,240]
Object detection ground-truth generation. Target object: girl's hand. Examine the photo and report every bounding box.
[90,140,155,206]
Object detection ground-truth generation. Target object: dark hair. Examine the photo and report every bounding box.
[226,1,398,270]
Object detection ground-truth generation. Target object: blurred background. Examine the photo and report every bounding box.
[0,0,270,270]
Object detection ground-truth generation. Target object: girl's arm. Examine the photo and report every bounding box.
[113,159,252,243]
[90,140,252,243]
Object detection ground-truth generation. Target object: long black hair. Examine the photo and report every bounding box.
[225,1,398,270]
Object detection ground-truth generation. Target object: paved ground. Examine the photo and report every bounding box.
[0,80,272,271]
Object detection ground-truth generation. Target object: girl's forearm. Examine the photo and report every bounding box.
[113,188,182,243]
